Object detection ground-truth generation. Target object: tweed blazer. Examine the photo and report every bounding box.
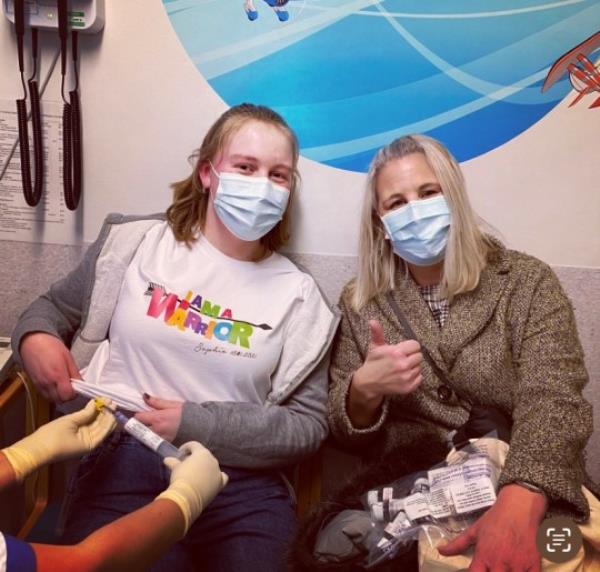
[328,243,594,520]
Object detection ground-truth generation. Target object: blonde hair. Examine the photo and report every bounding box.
[166,103,300,251]
[351,134,496,311]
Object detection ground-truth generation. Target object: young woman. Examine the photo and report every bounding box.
[327,134,597,570]
[13,103,338,571]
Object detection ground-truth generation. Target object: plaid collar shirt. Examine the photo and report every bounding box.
[417,283,449,328]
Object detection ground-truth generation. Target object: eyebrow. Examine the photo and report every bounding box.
[230,154,258,163]
[229,154,292,171]
[384,183,440,196]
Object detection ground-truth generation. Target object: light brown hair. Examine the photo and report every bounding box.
[166,103,300,250]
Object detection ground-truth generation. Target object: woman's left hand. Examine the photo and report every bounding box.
[134,394,183,443]
[438,484,547,571]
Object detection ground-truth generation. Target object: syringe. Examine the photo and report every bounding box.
[112,409,186,461]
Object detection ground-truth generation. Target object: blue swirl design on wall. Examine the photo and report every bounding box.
[163,0,600,172]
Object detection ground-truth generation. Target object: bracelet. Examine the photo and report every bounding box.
[514,480,547,497]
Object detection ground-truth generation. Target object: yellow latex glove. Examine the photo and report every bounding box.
[2,398,117,482]
[156,441,228,535]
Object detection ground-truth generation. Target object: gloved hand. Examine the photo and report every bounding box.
[1,398,117,482]
[156,441,228,535]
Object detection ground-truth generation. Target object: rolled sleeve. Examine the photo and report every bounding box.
[1,533,36,572]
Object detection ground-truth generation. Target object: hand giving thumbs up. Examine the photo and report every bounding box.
[358,319,423,397]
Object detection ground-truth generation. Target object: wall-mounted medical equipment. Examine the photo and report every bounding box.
[3,0,105,210]
[3,0,104,32]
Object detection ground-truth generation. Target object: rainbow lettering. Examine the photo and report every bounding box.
[146,286,254,348]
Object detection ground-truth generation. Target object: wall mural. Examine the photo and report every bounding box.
[242,0,294,22]
[163,0,600,172]
[543,31,600,109]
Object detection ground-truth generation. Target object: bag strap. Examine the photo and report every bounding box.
[385,292,470,405]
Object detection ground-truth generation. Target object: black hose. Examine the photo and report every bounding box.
[15,22,44,207]
[62,89,82,210]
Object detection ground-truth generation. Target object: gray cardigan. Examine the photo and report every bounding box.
[12,213,340,469]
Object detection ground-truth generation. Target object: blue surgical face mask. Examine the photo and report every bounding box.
[380,194,451,266]
[210,164,290,242]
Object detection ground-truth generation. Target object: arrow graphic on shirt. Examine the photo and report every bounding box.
[144,282,273,331]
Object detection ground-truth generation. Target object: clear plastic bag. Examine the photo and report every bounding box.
[361,434,507,569]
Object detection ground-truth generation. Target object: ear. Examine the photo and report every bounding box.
[198,160,213,191]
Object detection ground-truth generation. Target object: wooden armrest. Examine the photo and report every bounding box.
[294,448,323,519]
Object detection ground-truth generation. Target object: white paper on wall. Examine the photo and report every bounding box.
[0,99,81,244]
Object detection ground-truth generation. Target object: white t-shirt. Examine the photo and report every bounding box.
[83,222,316,408]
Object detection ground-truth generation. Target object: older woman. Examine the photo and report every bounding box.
[328,134,596,570]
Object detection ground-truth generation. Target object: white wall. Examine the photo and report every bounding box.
[0,0,598,267]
